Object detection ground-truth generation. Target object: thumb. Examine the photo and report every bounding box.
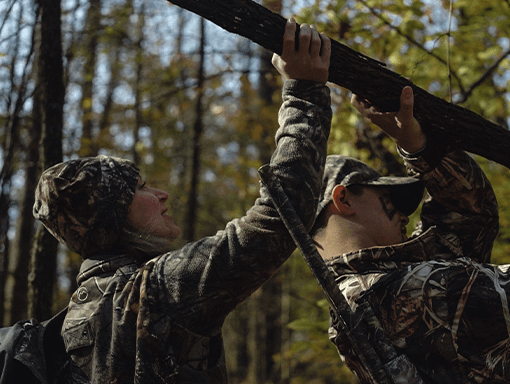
[397,86,414,124]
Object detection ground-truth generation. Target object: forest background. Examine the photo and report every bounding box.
[0,0,509,382]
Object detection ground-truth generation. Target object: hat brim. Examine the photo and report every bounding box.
[360,177,424,216]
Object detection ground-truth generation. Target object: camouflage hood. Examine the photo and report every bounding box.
[33,155,140,258]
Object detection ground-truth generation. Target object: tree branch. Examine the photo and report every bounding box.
[166,0,510,169]
[356,0,466,95]
[461,47,510,103]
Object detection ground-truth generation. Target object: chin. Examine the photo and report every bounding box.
[169,226,181,240]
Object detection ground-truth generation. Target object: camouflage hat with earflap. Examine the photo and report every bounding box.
[317,155,425,218]
[33,155,140,258]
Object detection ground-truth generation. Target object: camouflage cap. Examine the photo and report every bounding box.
[317,155,424,218]
[33,155,140,258]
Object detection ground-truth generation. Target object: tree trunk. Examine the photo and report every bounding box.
[2,1,37,325]
[28,0,64,321]
[166,0,510,168]
[5,102,41,324]
[79,0,101,157]
[132,2,146,165]
[184,17,206,243]
[0,156,13,327]
[0,190,9,327]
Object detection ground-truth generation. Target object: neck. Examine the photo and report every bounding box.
[314,217,377,260]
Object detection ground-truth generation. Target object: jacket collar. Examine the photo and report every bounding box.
[325,226,436,273]
[76,254,140,286]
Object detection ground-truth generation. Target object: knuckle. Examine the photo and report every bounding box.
[282,35,294,44]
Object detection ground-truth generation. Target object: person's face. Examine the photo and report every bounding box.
[127,178,181,241]
[351,187,409,247]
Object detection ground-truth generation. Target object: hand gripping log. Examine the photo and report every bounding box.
[258,165,425,384]
[168,0,510,169]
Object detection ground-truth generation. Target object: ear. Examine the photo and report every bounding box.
[331,185,355,216]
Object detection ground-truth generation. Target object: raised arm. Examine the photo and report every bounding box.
[352,86,499,263]
[154,19,332,332]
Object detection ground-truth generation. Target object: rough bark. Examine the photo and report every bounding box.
[28,0,64,321]
[167,0,510,168]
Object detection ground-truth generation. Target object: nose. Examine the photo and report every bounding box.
[400,214,409,225]
[152,188,169,202]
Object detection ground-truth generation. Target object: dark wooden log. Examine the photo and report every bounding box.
[167,0,510,168]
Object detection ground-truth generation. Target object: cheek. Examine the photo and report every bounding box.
[128,196,160,228]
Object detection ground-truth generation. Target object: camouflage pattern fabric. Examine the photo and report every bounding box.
[33,155,140,258]
[326,148,504,383]
[61,79,332,384]
[316,155,424,218]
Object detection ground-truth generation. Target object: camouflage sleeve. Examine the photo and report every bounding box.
[153,80,331,333]
[403,147,499,263]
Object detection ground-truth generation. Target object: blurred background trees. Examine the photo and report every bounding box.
[0,0,508,382]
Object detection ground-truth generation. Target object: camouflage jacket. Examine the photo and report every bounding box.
[61,80,331,384]
[326,147,504,383]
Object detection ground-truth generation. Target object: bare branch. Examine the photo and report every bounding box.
[461,47,510,103]
[356,0,466,95]
[0,0,18,37]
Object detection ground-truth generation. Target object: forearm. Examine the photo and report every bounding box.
[158,80,332,332]
[404,146,499,261]
[269,79,331,229]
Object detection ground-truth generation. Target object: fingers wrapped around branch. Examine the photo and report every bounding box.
[351,86,427,153]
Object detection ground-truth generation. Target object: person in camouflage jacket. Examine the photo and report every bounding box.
[312,86,505,383]
[25,19,332,384]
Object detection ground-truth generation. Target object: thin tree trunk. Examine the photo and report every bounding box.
[0,67,15,327]
[2,1,37,325]
[280,260,292,384]
[184,17,206,243]
[28,0,64,321]
[132,2,146,165]
[0,190,9,327]
[0,154,13,327]
[79,0,101,157]
[174,8,191,212]
[98,46,121,133]
[167,0,510,168]
[6,105,41,324]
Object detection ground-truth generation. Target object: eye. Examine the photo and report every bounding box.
[378,191,394,208]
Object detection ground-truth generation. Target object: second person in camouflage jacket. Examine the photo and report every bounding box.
[313,86,505,383]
